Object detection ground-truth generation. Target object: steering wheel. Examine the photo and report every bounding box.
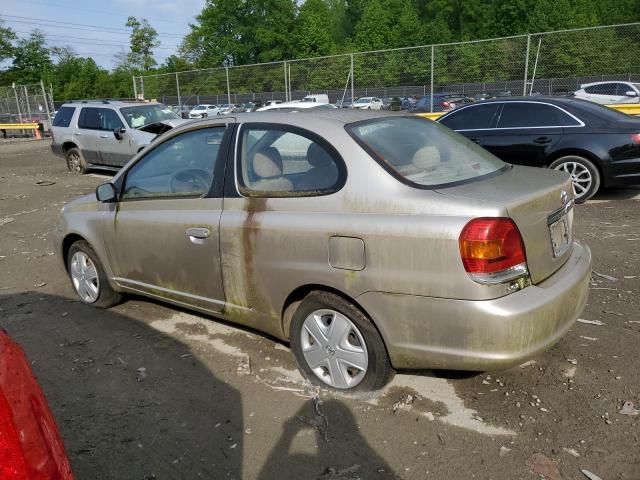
[170,168,212,194]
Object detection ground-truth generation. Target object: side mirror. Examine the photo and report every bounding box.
[114,127,126,140]
[96,183,117,203]
[625,90,638,97]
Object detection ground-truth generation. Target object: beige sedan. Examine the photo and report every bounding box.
[54,111,591,391]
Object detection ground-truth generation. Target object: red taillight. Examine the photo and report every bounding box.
[630,133,640,144]
[441,101,451,108]
[459,218,528,284]
[0,391,28,480]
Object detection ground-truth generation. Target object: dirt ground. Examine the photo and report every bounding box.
[1,140,639,480]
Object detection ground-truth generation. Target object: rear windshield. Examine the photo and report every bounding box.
[348,116,506,188]
[52,106,75,127]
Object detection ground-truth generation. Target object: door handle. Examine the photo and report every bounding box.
[99,134,109,138]
[534,137,552,144]
[186,227,211,242]
[74,132,82,136]
[469,137,481,144]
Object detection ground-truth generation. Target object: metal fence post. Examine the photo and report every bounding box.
[175,72,181,108]
[283,61,288,102]
[40,79,52,132]
[24,85,32,122]
[12,84,23,127]
[132,76,138,100]
[350,54,354,103]
[523,34,531,95]
[225,66,231,106]
[430,45,434,113]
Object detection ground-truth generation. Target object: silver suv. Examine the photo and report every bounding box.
[51,100,188,173]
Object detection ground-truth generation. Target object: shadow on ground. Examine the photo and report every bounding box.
[0,292,397,479]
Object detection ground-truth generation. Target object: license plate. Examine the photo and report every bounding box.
[549,214,571,258]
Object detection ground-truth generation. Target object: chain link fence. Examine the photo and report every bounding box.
[135,22,640,111]
[0,81,55,136]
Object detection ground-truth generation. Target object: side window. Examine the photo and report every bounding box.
[78,107,100,130]
[122,127,225,200]
[439,104,500,130]
[100,109,125,131]
[497,103,565,128]
[616,83,634,95]
[52,106,75,127]
[239,126,343,196]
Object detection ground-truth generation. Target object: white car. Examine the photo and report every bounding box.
[188,104,221,118]
[256,101,336,112]
[353,97,384,110]
[573,81,640,105]
[264,100,283,107]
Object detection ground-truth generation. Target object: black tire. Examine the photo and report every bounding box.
[67,240,121,308]
[290,291,393,392]
[549,155,600,203]
[65,147,87,174]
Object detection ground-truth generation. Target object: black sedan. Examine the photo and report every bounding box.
[437,97,640,202]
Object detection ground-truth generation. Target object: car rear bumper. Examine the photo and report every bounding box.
[604,156,640,187]
[357,241,591,371]
[51,142,64,157]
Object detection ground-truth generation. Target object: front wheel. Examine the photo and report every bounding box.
[290,291,393,391]
[549,155,600,203]
[67,240,121,308]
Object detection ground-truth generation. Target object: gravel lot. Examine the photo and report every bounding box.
[1,140,639,479]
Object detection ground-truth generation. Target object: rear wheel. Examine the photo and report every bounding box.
[290,291,392,391]
[67,240,121,308]
[550,155,600,203]
[65,147,87,174]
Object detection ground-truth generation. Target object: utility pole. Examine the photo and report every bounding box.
[225,67,231,106]
[12,83,23,124]
[175,72,181,109]
[523,34,531,96]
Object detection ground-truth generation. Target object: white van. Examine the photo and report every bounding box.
[300,94,329,104]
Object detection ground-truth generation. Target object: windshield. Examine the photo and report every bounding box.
[194,105,209,110]
[348,117,506,188]
[120,104,180,128]
[355,98,371,104]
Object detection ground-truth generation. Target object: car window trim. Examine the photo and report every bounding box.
[117,122,232,203]
[234,122,347,198]
[345,116,511,191]
[437,103,501,130]
[442,101,585,132]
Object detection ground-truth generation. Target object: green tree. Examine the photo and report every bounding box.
[295,0,337,57]
[10,29,52,83]
[0,18,16,62]
[125,17,160,71]
[354,0,422,50]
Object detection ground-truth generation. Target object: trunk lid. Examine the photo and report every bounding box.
[436,165,574,284]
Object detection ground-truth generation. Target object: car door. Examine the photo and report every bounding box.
[587,83,620,104]
[615,83,639,104]
[437,103,501,146]
[75,107,104,164]
[208,106,219,116]
[481,102,564,167]
[97,108,131,167]
[103,122,233,313]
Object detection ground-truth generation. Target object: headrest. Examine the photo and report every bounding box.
[411,146,441,170]
[252,147,283,178]
[307,142,333,167]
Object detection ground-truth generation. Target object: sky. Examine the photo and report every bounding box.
[2,0,205,69]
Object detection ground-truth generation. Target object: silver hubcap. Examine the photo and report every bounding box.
[300,309,368,389]
[70,252,100,303]
[68,153,81,172]
[554,161,592,198]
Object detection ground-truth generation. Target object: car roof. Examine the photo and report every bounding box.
[60,100,160,108]
[461,96,577,106]
[220,109,402,125]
